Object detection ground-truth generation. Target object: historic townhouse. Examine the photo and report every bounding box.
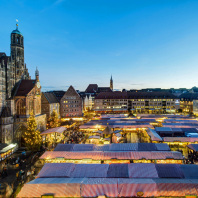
[60,86,83,117]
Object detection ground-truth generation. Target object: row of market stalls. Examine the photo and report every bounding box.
[17,163,198,197]
[0,143,18,162]
[39,143,183,164]
[40,127,66,144]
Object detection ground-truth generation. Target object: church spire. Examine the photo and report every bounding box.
[35,67,39,81]
[110,75,113,90]
[16,19,18,30]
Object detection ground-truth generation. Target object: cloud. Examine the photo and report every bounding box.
[54,0,65,5]
[42,85,69,91]
[130,83,144,86]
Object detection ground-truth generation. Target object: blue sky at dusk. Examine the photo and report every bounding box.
[1,0,198,91]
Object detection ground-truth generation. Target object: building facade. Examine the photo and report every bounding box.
[41,92,60,119]
[94,91,180,114]
[0,24,46,144]
[60,86,83,117]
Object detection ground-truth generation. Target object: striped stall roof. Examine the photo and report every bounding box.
[118,178,158,197]
[54,143,170,152]
[54,144,74,151]
[109,143,138,151]
[95,144,110,151]
[187,144,198,151]
[17,178,82,197]
[155,164,184,178]
[17,178,198,197]
[163,137,198,142]
[128,163,158,178]
[36,163,75,178]
[41,127,66,135]
[154,143,171,151]
[107,164,129,178]
[137,143,157,151]
[72,144,96,151]
[40,151,183,160]
[180,164,198,179]
[70,164,109,178]
[81,178,118,197]
[146,128,163,141]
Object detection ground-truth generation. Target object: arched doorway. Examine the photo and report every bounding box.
[14,125,27,147]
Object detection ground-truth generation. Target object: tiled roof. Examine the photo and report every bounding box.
[85,84,98,93]
[51,91,65,102]
[14,80,36,96]
[127,91,177,99]
[98,87,112,92]
[180,93,198,101]
[43,92,59,103]
[95,91,177,99]
[95,91,128,99]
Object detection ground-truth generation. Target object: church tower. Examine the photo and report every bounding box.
[110,75,113,90]
[10,21,25,83]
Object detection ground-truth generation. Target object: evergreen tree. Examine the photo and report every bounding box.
[48,110,60,128]
[22,113,42,151]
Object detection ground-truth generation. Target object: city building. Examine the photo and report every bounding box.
[41,92,60,119]
[94,91,128,113]
[0,23,46,144]
[81,76,114,111]
[94,91,180,114]
[60,85,83,117]
[13,69,46,143]
[179,93,198,114]
[128,91,179,114]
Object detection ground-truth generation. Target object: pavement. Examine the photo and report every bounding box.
[0,150,44,197]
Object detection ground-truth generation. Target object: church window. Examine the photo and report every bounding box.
[16,99,26,115]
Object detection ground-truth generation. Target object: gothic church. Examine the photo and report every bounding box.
[0,23,46,144]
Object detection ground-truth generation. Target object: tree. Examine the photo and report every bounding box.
[48,110,60,128]
[22,113,42,151]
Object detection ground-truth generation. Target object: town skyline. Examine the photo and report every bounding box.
[1,0,198,91]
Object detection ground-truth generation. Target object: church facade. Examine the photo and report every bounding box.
[0,24,46,144]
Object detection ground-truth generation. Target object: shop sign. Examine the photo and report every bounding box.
[41,195,54,198]
[56,157,65,161]
[137,192,144,197]
[186,196,197,198]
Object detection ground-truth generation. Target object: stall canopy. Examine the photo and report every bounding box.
[53,143,171,152]
[36,163,194,180]
[40,150,183,161]
[17,178,198,197]
[40,127,66,135]
[187,144,198,152]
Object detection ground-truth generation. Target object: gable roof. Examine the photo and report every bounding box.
[63,85,81,99]
[14,80,36,96]
[98,87,112,92]
[43,92,59,104]
[85,84,98,93]
[51,91,65,102]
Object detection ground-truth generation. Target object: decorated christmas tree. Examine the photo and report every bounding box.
[22,112,42,151]
[48,110,60,128]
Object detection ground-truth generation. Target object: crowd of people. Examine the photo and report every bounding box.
[65,131,85,144]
